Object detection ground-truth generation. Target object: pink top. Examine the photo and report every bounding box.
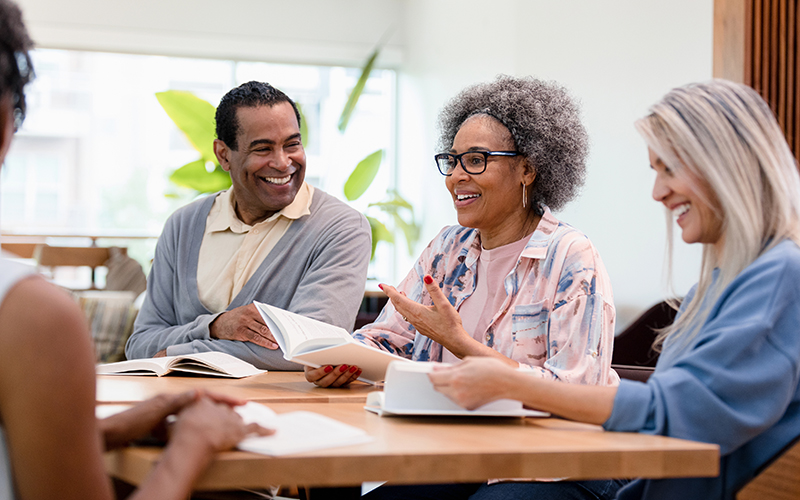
[442,235,530,363]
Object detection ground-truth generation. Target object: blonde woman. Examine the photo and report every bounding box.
[430,80,800,500]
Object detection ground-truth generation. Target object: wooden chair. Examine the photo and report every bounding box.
[737,437,800,499]
[1,242,39,259]
[33,244,125,290]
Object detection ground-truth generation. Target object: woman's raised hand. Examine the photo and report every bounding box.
[380,274,473,356]
[304,364,362,387]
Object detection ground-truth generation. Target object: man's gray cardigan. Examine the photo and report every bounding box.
[125,189,371,370]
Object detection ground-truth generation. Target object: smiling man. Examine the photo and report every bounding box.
[125,81,371,370]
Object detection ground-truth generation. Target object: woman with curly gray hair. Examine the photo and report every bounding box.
[308,74,618,391]
[305,75,622,498]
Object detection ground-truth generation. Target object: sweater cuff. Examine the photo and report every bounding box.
[603,378,653,432]
[165,343,196,356]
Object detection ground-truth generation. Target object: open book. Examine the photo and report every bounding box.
[96,351,264,378]
[235,402,372,456]
[254,301,411,384]
[365,361,549,417]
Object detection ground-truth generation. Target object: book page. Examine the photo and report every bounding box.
[236,402,372,456]
[292,342,412,384]
[96,357,171,376]
[254,301,351,357]
[172,352,264,378]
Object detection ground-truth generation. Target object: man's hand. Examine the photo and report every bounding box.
[209,303,279,350]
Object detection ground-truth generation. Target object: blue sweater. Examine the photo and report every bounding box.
[125,190,371,370]
[604,239,800,499]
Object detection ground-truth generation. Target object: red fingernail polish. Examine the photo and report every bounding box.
[378,284,384,290]
[349,365,357,373]
[324,365,333,373]
[424,275,434,285]
[340,365,349,372]
[356,370,362,376]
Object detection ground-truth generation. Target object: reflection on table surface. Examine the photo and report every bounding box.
[97,371,375,405]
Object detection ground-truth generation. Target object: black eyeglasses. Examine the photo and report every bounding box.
[434,150,520,176]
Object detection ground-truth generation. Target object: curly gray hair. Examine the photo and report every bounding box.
[437,75,588,211]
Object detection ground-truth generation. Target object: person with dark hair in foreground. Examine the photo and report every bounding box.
[0,1,271,499]
[430,80,800,499]
[125,80,371,369]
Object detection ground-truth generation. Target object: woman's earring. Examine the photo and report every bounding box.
[522,183,527,209]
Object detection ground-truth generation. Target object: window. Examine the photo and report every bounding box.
[2,49,396,281]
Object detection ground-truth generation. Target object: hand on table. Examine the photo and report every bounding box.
[304,364,362,388]
[170,395,274,454]
[380,274,473,356]
[428,357,518,410]
[210,303,279,349]
[100,390,253,450]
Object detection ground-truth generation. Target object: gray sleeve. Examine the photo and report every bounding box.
[288,210,372,331]
[125,217,219,359]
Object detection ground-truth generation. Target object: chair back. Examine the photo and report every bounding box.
[33,244,126,290]
[0,242,39,258]
[737,437,800,499]
[613,300,679,367]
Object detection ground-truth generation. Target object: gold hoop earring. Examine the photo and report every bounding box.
[522,183,527,209]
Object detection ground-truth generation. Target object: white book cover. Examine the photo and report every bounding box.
[235,402,373,456]
[254,301,412,383]
[365,361,549,417]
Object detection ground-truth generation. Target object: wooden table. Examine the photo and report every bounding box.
[97,371,374,405]
[105,402,719,490]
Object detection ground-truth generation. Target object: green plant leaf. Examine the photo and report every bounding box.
[169,159,231,193]
[296,102,309,148]
[392,212,421,255]
[156,90,217,162]
[366,215,394,260]
[344,149,383,201]
[368,197,413,214]
[338,49,379,133]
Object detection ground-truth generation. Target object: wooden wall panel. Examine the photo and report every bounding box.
[715,0,800,164]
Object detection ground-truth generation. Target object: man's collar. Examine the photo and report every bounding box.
[207,183,314,234]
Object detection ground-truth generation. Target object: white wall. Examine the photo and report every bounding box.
[399,0,713,327]
[15,0,715,326]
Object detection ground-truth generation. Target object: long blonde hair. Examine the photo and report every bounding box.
[635,80,800,350]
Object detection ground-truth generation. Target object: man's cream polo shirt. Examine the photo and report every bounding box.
[197,183,314,313]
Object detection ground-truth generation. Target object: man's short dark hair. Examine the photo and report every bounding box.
[0,0,34,127]
[215,81,301,151]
